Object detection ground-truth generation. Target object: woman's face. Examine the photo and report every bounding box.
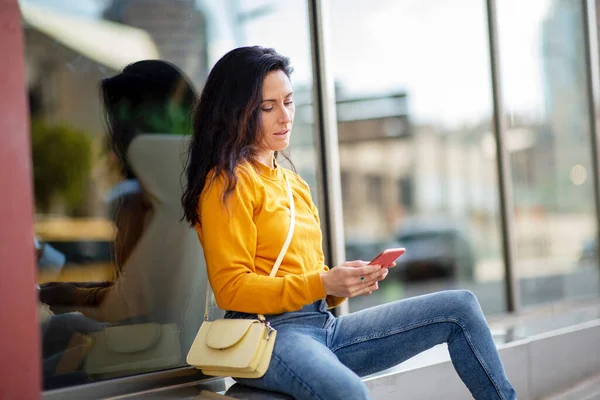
[257,70,295,157]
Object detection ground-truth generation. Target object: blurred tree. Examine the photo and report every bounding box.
[31,120,92,214]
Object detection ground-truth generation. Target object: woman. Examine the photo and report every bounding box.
[40,60,196,321]
[101,59,196,276]
[182,46,516,400]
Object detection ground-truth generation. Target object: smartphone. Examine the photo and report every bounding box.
[369,248,406,267]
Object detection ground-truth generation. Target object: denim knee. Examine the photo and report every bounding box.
[455,289,480,307]
[445,290,483,323]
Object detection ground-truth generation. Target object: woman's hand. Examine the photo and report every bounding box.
[39,282,77,305]
[320,261,389,298]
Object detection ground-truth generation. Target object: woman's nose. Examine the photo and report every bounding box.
[279,107,292,124]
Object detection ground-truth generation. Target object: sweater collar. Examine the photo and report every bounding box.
[252,158,283,181]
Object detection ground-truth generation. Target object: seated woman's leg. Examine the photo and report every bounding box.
[42,312,107,359]
[236,329,372,400]
[329,290,516,400]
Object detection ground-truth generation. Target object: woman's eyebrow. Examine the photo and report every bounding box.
[262,92,294,102]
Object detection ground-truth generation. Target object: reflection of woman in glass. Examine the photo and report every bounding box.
[103,60,196,272]
[40,60,196,320]
[181,47,516,400]
[35,236,107,388]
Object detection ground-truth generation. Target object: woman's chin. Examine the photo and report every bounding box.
[273,140,290,152]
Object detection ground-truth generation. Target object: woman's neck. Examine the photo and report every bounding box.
[255,151,275,169]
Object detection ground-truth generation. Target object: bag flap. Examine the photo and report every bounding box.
[103,323,161,353]
[205,319,261,349]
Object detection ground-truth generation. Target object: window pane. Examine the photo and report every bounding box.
[496,0,600,307]
[24,0,317,388]
[329,0,507,315]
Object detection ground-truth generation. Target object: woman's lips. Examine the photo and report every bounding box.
[274,130,289,136]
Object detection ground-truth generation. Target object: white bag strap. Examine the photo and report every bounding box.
[204,174,295,320]
[270,175,295,278]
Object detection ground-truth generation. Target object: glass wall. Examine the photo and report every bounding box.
[328,0,507,314]
[496,0,600,308]
[23,0,319,389]
[18,0,600,393]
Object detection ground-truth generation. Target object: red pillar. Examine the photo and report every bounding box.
[0,0,41,398]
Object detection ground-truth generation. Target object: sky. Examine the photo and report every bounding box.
[21,0,555,128]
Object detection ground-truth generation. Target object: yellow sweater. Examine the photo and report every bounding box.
[196,161,346,314]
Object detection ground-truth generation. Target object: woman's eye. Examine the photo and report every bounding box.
[262,107,274,112]
[284,101,294,106]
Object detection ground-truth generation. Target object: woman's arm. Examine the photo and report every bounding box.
[112,192,152,273]
[43,193,151,309]
[39,280,113,307]
[296,175,347,309]
[199,169,326,315]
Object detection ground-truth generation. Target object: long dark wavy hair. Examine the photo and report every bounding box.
[101,60,196,179]
[181,46,293,226]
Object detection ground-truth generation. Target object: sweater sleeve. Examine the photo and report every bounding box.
[296,175,347,309]
[198,170,326,314]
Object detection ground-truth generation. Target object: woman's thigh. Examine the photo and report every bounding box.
[236,329,372,400]
[330,290,487,376]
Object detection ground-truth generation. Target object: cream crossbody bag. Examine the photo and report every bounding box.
[186,176,295,379]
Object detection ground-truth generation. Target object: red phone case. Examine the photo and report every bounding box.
[369,248,406,267]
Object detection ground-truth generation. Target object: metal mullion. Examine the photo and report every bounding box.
[486,0,520,312]
[307,0,348,315]
[582,0,600,288]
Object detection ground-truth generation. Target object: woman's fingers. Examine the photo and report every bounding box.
[362,265,388,283]
[323,262,392,298]
[347,265,390,297]
[350,281,379,297]
[377,268,389,281]
[343,260,369,268]
[352,263,381,277]
[348,274,381,296]
[350,285,373,297]
[340,264,377,283]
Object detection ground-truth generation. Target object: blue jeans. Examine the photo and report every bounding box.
[226,290,516,400]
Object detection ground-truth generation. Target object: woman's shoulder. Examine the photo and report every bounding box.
[206,161,260,185]
[236,160,262,180]
[201,164,259,206]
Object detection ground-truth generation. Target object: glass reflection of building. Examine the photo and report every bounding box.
[103,0,209,85]
[541,0,593,213]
